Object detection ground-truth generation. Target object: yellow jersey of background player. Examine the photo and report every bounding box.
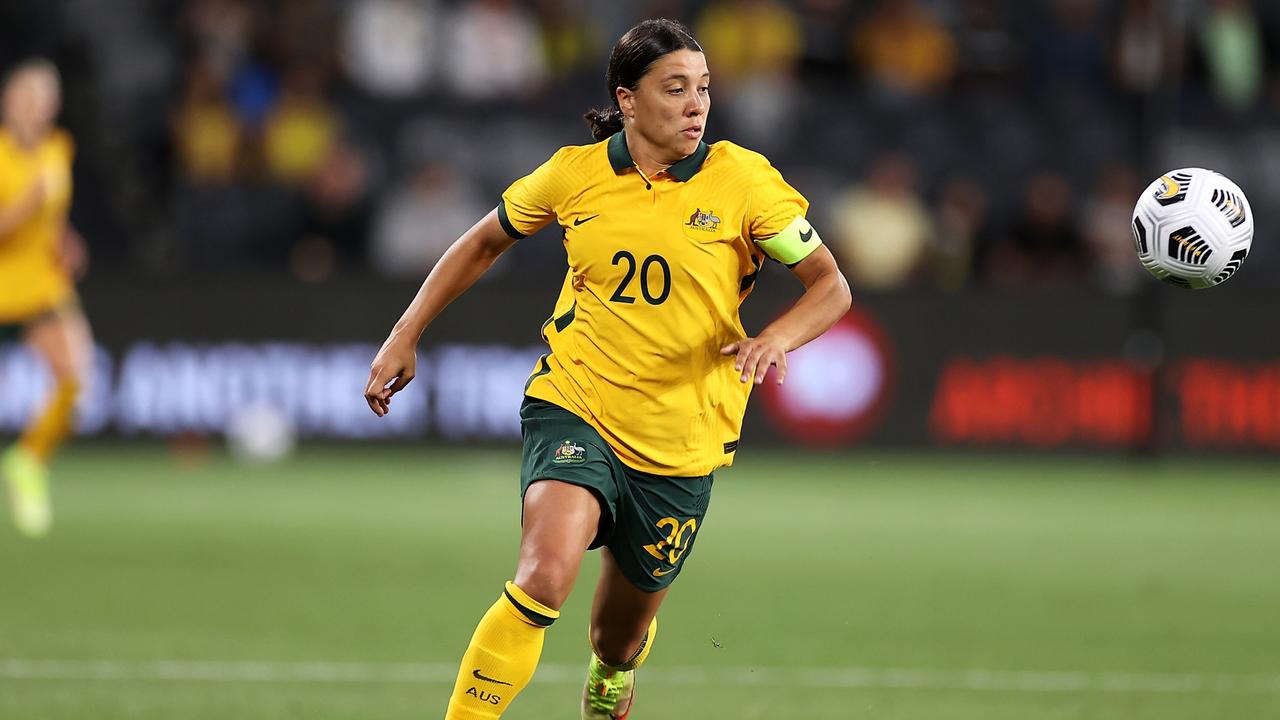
[503,130,821,476]
[0,59,94,540]
[0,121,74,324]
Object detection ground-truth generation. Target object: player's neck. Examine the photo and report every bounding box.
[3,125,43,150]
[624,130,679,179]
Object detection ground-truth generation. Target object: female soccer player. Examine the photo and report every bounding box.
[365,19,851,720]
[0,59,92,538]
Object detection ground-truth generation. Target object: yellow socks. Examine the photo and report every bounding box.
[20,377,80,462]
[445,582,560,719]
[594,616,658,671]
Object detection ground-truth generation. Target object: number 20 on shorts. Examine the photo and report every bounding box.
[643,516,698,566]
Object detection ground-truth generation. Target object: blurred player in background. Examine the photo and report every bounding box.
[366,19,850,720]
[0,59,92,538]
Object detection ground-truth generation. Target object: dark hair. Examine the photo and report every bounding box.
[583,19,703,141]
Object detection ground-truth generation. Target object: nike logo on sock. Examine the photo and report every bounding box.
[472,669,514,686]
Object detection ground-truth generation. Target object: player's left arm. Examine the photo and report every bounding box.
[57,133,87,280]
[721,245,851,385]
[59,225,89,281]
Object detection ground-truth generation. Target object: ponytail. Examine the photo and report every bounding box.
[583,106,625,141]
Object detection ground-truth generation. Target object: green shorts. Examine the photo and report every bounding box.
[519,396,714,592]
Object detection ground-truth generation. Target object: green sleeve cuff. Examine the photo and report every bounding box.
[496,201,526,240]
[755,215,821,266]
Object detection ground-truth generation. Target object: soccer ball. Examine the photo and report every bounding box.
[227,403,297,463]
[1131,168,1253,289]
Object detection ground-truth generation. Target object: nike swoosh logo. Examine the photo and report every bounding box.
[652,566,677,577]
[473,669,513,686]
[573,215,600,226]
[799,228,814,243]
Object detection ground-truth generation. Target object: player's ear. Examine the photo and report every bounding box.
[616,87,635,120]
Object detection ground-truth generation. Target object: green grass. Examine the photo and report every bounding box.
[2,446,1279,719]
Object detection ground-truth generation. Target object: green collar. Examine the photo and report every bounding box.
[606,131,708,182]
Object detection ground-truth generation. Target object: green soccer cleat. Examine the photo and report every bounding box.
[3,446,51,538]
[582,656,635,719]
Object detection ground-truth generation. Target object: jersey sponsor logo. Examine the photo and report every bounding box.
[684,207,722,233]
[573,214,599,226]
[552,440,587,464]
[472,669,513,686]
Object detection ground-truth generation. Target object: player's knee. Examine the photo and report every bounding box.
[512,560,576,611]
[48,361,82,386]
[30,336,87,384]
[590,624,645,667]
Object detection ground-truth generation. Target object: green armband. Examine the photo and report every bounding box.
[755,215,822,266]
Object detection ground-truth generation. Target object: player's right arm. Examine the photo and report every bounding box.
[0,175,45,241]
[365,148,569,416]
[364,210,516,416]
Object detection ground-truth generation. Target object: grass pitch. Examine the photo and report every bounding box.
[1,445,1278,719]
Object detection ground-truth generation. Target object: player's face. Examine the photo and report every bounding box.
[620,49,710,161]
[2,68,60,145]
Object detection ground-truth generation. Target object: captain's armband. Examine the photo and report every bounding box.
[754,215,822,267]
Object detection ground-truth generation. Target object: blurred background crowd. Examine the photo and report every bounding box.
[2,0,1277,292]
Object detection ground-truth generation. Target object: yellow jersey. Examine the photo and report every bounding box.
[0,128,75,323]
[500,131,822,476]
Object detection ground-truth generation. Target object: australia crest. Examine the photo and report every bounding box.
[684,207,721,233]
[553,440,587,465]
